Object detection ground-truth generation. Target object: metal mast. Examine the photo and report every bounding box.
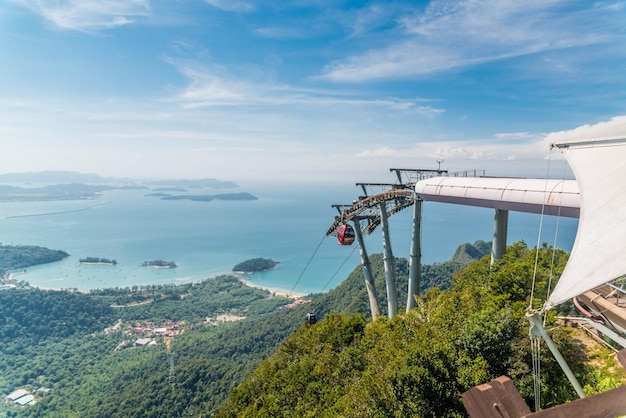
[327,168,449,319]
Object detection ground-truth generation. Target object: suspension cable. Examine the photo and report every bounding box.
[531,333,542,412]
[319,244,358,293]
[528,146,557,412]
[544,158,569,326]
[288,233,327,296]
[529,147,555,310]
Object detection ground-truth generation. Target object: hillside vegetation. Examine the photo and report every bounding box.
[0,276,297,417]
[233,258,279,272]
[217,242,621,416]
[0,241,486,417]
[0,244,69,277]
[2,240,620,417]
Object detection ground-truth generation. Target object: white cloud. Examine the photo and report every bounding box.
[204,0,254,13]
[168,59,445,115]
[544,115,626,146]
[11,0,151,31]
[322,0,618,82]
[356,146,403,158]
[256,26,308,39]
[495,132,536,141]
[351,132,552,173]
[172,64,252,107]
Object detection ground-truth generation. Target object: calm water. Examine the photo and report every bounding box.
[0,182,578,295]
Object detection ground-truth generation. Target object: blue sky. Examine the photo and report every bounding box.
[1,0,626,183]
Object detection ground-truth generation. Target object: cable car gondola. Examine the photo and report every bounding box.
[337,224,355,246]
[306,312,317,325]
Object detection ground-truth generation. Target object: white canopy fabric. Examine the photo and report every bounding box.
[545,137,626,310]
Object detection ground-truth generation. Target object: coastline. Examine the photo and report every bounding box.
[6,269,306,299]
[236,276,304,299]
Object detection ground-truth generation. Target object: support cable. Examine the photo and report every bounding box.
[288,233,327,296]
[529,147,554,310]
[544,158,569,326]
[320,244,358,294]
[531,334,542,412]
[528,146,554,412]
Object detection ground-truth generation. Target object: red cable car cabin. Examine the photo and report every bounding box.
[337,224,355,245]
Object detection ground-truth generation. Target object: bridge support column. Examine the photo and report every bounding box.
[491,209,509,265]
[407,198,422,312]
[353,220,380,320]
[379,203,398,318]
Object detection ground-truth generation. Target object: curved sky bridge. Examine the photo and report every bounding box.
[327,168,582,322]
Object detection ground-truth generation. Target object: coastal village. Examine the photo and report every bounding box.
[1,254,309,412]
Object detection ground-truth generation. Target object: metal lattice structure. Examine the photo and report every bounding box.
[326,168,477,238]
[325,167,485,320]
[326,186,415,238]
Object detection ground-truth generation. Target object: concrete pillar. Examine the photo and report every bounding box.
[407,199,422,312]
[491,209,509,265]
[353,220,380,320]
[379,203,398,318]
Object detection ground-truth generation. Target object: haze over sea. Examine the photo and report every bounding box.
[0,181,578,295]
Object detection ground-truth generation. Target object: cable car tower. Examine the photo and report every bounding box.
[327,168,449,320]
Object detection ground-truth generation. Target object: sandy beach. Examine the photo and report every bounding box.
[6,269,305,299]
[236,276,304,299]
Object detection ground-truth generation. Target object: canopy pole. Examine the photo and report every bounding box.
[526,311,586,400]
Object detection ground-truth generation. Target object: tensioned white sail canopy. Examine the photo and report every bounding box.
[545,137,626,310]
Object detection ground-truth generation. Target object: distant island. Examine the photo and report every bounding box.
[160,192,258,202]
[0,171,241,202]
[79,257,117,265]
[142,260,177,269]
[0,183,114,202]
[233,258,279,273]
[152,187,187,192]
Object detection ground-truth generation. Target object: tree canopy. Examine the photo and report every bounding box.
[233,258,279,273]
[0,244,69,277]
[217,242,622,416]
[1,241,622,417]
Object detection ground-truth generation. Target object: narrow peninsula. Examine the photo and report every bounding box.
[0,245,69,277]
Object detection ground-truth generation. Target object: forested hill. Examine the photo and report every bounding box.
[4,240,618,417]
[314,239,491,318]
[0,240,489,417]
[216,242,622,416]
[0,245,69,277]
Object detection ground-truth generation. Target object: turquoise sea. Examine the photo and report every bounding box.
[0,182,579,295]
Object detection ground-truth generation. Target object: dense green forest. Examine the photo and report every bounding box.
[0,276,296,417]
[0,241,621,417]
[0,241,486,416]
[0,245,69,277]
[217,242,624,417]
[233,258,279,273]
